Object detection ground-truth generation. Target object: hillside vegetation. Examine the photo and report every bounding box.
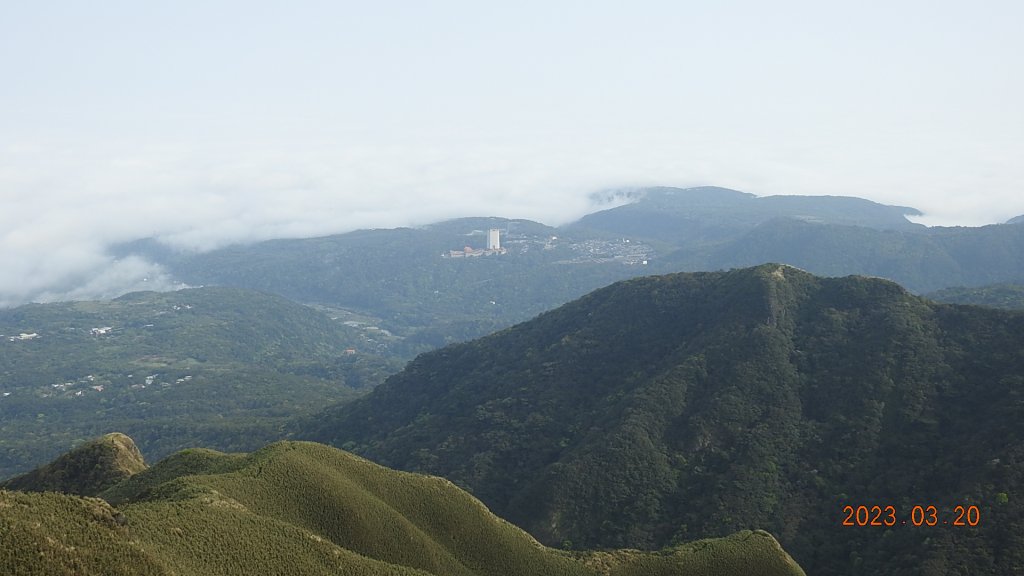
[1,432,145,496]
[0,287,399,478]
[926,283,1024,309]
[308,265,1024,576]
[696,216,1024,292]
[1,437,805,576]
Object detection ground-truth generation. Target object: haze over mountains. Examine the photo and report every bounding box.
[7,186,1023,316]
[103,186,1024,353]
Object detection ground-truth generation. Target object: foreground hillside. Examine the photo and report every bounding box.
[0,436,805,576]
[308,265,1024,576]
[0,287,399,478]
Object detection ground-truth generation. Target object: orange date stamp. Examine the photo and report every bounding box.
[842,504,980,527]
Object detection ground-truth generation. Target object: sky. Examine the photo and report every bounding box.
[2,0,1023,306]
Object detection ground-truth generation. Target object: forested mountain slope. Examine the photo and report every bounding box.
[926,283,1024,309]
[1,436,805,576]
[308,265,1024,576]
[695,217,1024,292]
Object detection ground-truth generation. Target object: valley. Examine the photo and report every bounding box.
[0,287,399,479]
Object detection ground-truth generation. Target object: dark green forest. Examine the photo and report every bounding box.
[307,265,1024,576]
[927,283,1024,309]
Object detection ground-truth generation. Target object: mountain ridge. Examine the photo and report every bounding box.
[1,434,806,576]
[568,186,924,247]
[305,264,1024,575]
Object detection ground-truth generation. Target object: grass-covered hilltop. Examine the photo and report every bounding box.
[0,434,805,576]
[0,432,145,496]
[307,264,1024,575]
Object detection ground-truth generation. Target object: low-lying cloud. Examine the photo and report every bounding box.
[0,138,637,307]
[2,133,1023,308]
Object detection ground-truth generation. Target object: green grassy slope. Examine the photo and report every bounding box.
[0,490,173,576]
[0,287,399,478]
[2,438,806,576]
[307,265,1024,575]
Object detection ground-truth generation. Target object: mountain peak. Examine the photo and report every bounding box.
[305,266,1023,574]
[1,432,146,496]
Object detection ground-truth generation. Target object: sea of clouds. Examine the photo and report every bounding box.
[2,134,1022,308]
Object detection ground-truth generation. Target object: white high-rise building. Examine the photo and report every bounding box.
[487,228,501,250]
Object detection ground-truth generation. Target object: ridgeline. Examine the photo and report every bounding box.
[307,264,1024,575]
[1,435,805,576]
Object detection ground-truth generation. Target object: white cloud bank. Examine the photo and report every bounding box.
[4,2,1022,307]
[3,132,1022,308]
[0,137,636,307]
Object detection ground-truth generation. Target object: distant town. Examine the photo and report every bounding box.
[444,227,652,265]
[445,228,508,258]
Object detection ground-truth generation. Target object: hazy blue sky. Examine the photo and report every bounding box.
[2,1,1023,304]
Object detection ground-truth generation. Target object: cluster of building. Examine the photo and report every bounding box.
[446,229,508,258]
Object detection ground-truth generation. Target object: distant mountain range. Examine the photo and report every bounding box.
[569,187,1024,292]
[0,433,805,576]
[0,287,399,478]
[568,186,922,245]
[115,187,1024,354]
[306,265,1024,576]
